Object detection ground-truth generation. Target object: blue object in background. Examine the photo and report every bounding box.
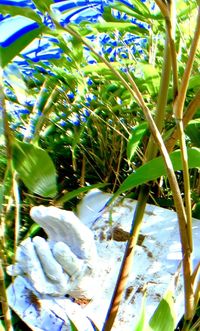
[0,15,42,67]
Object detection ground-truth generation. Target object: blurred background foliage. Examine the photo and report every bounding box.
[0,0,199,236]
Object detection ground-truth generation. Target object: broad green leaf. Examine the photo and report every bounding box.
[128,0,151,16]
[24,223,41,239]
[135,64,160,96]
[89,22,148,35]
[70,37,83,64]
[109,0,151,21]
[134,295,153,331]
[32,0,54,13]
[83,60,134,77]
[127,122,148,163]
[188,75,200,90]
[12,140,57,198]
[56,183,107,205]
[0,5,42,23]
[185,119,200,148]
[149,290,176,331]
[114,148,200,197]
[69,319,78,331]
[0,16,43,68]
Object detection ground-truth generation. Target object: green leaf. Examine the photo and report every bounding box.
[0,5,42,23]
[135,64,160,96]
[25,223,41,239]
[0,16,43,68]
[134,295,153,331]
[108,0,151,21]
[114,148,200,197]
[185,119,200,147]
[56,183,107,205]
[188,75,200,91]
[149,290,176,331]
[12,140,57,198]
[127,122,148,163]
[32,0,54,13]
[69,319,78,331]
[83,60,133,78]
[89,22,148,35]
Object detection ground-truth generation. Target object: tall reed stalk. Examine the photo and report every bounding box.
[55,3,200,328]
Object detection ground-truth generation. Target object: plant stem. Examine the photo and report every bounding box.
[55,22,146,108]
[174,5,200,120]
[103,18,172,331]
[0,261,13,331]
[177,120,193,252]
[32,84,59,143]
[12,172,20,258]
[166,0,179,99]
[0,67,14,331]
[54,9,196,324]
[171,6,200,320]
[156,0,178,99]
[166,89,200,153]
[102,186,149,331]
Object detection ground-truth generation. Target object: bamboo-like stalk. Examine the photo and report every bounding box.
[173,6,200,321]
[173,6,200,252]
[156,0,179,99]
[0,73,13,331]
[177,120,193,252]
[174,6,200,120]
[32,85,59,143]
[0,261,13,331]
[53,22,145,109]
[103,15,172,331]
[13,172,20,259]
[53,5,198,325]
[166,89,200,153]
[102,186,149,331]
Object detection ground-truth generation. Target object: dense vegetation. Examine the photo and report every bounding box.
[0,0,200,330]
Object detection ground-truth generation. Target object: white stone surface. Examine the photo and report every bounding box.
[7,189,200,330]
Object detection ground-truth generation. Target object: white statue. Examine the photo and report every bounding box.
[7,190,197,330]
[7,205,98,299]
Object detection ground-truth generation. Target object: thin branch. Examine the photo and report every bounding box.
[13,172,21,258]
[174,5,200,120]
[177,120,193,251]
[166,1,179,99]
[166,89,200,153]
[102,186,149,331]
[154,0,170,19]
[0,261,13,331]
[155,1,179,99]
[53,13,195,324]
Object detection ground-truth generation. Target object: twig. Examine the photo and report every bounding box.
[174,5,200,120]
[12,172,20,259]
[0,72,13,331]
[165,89,200,153]
[0,261,13,331]
[103,16,172,331]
